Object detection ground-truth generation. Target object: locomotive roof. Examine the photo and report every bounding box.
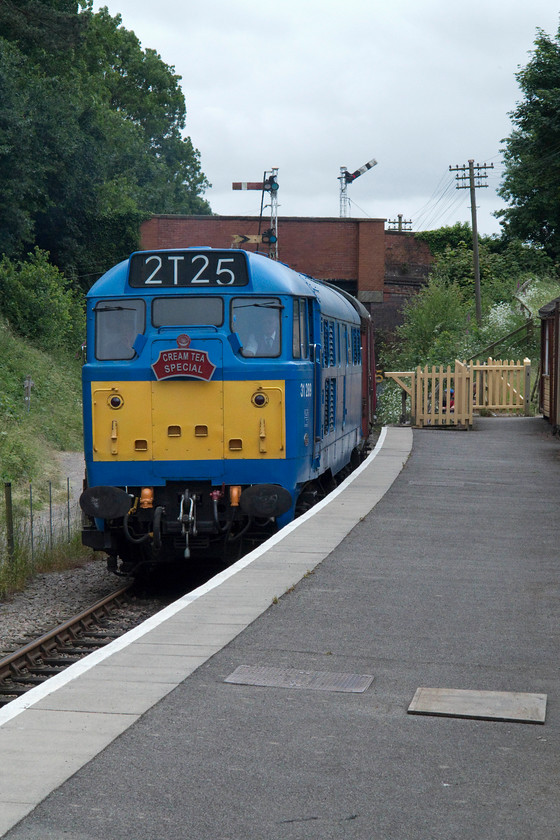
[88,248,363,324]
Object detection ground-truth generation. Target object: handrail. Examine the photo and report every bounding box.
[467,317,536,362]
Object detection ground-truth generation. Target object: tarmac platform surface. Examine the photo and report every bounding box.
[1,417,560,839]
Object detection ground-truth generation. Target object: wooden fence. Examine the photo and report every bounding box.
[385,358,531,428]
[470,358,530,413]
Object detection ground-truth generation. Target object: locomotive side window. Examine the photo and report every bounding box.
[152,297,223,327]
[95,299,145,360]
[232,297,282,358]
[293,300,301,358]
[292,299,309,359]
[300,301,309,358]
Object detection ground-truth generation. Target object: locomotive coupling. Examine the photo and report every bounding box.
[178,489,197,560]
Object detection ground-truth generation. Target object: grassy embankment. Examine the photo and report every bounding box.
[0,318,88,596]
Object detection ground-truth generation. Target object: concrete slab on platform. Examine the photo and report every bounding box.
[408,687,547,723]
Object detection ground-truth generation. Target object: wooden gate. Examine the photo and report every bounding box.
[385,358,531,428]
[471,358,531,414]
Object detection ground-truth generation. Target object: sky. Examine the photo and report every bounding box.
[94,0,560,236]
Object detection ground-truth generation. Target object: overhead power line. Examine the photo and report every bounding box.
[413,177,464,231]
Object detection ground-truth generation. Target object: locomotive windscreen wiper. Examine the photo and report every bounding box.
[233,302,284,310]
[93,305,138,311]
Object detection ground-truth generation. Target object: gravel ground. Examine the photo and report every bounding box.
[0,558,119,656]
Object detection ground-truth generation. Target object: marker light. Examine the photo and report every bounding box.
[252,392,268,407]
[139,487,154,509]
[229,486,242,507]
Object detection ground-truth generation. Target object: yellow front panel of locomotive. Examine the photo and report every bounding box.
[91,382,152,461]
[91,379,285,462]
[223,380,286,460]
[151,380,224,460]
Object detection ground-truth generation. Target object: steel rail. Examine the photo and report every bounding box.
[0,584,132,684]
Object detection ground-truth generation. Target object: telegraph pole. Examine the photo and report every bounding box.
[449,159,493,325]
[387,214,412,232]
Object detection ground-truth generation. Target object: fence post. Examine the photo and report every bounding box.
[49,481,53,549]
[67,477,71,540]
[524,358,531,416]
[400,389,407,424]
[29,483,34,564]
[415,366,424,427]
[4,483,15,563]
[24,374,34,412]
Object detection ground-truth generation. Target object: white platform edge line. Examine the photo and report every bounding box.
[0,425,411,727]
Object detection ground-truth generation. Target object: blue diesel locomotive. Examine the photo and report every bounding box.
[80,247,375,574]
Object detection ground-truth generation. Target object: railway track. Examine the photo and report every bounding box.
[0,584,163,707]
[0,439,380,710]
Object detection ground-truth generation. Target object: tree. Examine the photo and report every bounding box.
[0,1,211,284]
[415,222,473,256]
[0,39,36,255]
[78,6,211,217]
[498,26,560,260]
[415,225,554,316]
[0,249,84,351]
[0,0,85,68]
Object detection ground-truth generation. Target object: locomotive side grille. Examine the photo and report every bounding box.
[324,377,336,435]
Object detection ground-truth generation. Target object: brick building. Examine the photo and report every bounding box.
[140,215,433,332]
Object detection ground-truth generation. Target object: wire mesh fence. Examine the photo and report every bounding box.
[1,478,82,569]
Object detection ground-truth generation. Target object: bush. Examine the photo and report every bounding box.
[0,249,84,351]
[0,318,83,488]
[395,277,469,367]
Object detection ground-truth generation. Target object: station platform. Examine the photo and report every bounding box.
[1,417,559,839]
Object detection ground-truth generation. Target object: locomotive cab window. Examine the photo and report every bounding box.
[95,299,145,360]
[232,297,282,358]
[152,296,223,327]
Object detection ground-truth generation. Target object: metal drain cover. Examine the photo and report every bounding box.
[225,665,373,693]
[408,687,547,723]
